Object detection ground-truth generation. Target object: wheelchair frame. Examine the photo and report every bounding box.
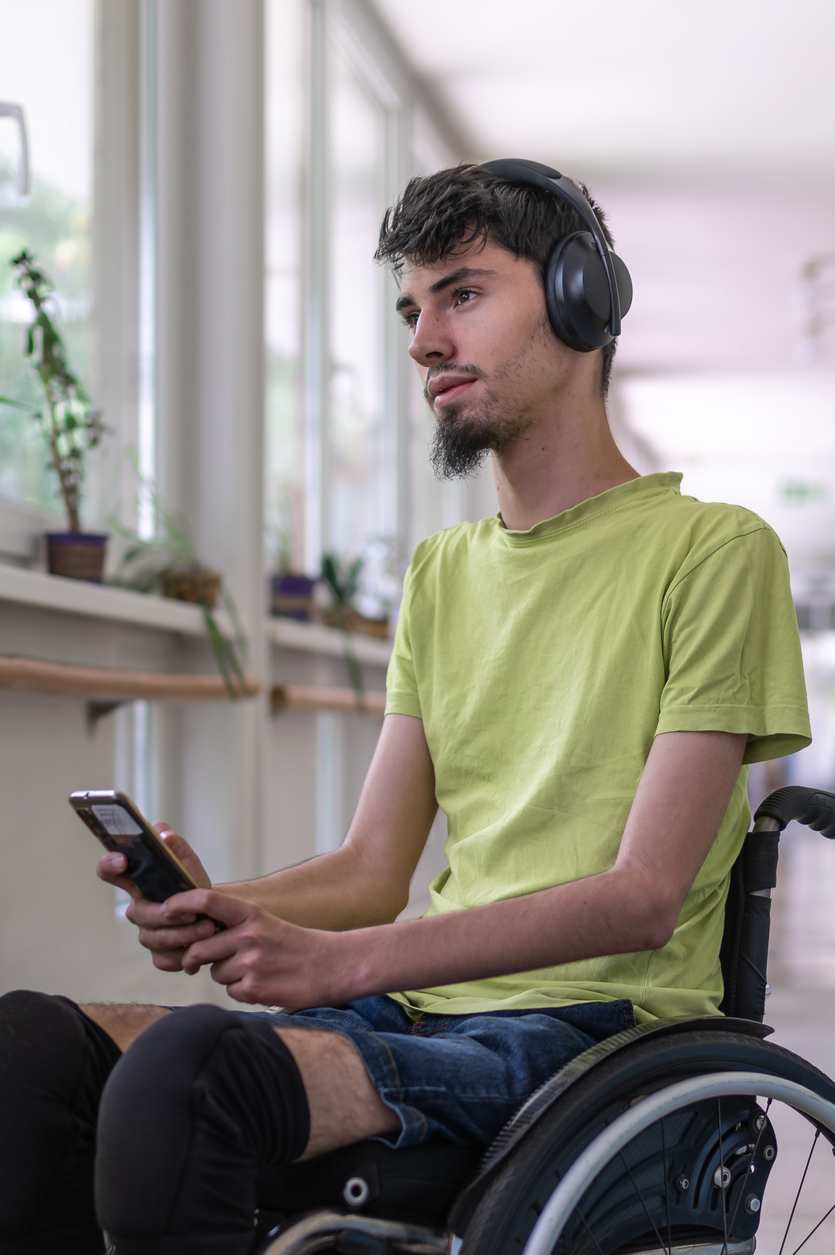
[262,786,835,1255]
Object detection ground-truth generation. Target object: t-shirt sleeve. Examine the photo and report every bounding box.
[656,525,811,763]
[385,560,422,718]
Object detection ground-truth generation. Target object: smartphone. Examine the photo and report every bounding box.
[69,789,200,903]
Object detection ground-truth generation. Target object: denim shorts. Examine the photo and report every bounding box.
[238,995,635,1148]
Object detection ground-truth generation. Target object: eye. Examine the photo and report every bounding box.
[400,309,419,331]
[455,288,477,306]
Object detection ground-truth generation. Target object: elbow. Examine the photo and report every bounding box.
[634,905,678,952]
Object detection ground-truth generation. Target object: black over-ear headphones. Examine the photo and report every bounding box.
[480,158,632,354]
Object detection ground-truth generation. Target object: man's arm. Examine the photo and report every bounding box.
[98,714,439,967]
[217,713,438,928]
[162,727,747,1007]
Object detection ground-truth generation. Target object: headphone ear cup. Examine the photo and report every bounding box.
[545,232,633,352]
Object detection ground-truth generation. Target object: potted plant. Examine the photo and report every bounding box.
[320,550,390,639]
[0,250,108,580]
[111,472,248,698]
[267,494,317,621]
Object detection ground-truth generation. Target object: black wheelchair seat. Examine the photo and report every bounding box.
[257,1139,481,1233]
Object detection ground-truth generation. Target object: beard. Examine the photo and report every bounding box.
[426,367,534,482]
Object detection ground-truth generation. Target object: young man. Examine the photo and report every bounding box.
[0,164,810,1255]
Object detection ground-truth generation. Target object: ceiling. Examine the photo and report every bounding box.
[374,0,835,182]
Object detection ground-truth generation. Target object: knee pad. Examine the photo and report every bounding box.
[0,989,120,1252]
[96,1005,309,1254]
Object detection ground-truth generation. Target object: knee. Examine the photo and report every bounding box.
[0,990,118,1236]
[97,1003,242,1160]
[95,1006,310,1243]
[0,989,87,1087]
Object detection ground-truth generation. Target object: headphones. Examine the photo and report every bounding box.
[480,158,632,353]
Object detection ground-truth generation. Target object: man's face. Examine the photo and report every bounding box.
[396,235,577,479]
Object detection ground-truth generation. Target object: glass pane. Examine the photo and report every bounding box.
[0,0,95,518]
[327,42,386,561]
[264,0,304,573]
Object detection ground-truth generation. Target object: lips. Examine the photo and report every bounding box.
[429,375,478,406]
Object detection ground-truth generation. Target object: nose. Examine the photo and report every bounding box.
[408,311,455,369]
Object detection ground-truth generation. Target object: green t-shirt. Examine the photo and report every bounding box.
[385,472,810,1022]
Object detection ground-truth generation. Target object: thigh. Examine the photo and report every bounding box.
[237,998,628,1150]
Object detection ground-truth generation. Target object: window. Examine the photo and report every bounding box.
[0,0,96,524]
[326,38,388,558]
[264,0,305,572]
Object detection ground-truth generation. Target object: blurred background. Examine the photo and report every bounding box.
[1,0,835,1052]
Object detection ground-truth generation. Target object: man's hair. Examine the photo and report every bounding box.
[376,163,618,397]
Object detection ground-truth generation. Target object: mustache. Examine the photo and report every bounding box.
[423,364,487,407]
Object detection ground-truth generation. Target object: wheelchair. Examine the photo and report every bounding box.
[258,786,835,1255]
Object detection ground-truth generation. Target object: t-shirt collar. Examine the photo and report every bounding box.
[497,472,684,545]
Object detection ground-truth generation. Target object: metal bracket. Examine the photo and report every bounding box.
[86,699,128,734]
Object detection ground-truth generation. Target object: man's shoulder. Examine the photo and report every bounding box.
[665,493,784,565]
[410,517,498,569]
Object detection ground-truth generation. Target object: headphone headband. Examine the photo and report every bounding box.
[480,158,622,337]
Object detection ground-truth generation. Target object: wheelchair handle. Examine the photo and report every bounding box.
[754,785,835,838]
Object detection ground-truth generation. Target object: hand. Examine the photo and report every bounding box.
[170,888,355,1008]
[96,824,215,971]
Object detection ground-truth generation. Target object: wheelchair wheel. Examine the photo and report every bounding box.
[461,1030,835,1255]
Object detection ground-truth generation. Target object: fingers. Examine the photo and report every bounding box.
[152,824,213,890]
[138,918,217,952]
[167,888,252,929]
[181,926,240,975]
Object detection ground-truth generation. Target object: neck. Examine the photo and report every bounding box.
[491,388,639,532]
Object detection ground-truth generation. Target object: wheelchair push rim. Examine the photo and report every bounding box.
[460,1030,835,1255]
[523,1071,835,1255]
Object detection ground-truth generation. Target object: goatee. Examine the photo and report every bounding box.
[429,407,492,481]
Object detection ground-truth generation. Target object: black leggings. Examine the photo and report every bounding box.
[0,994,309,1255]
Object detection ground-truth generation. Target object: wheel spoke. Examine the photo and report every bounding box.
[717,1098,729,1255]
[660,1116,671,1255]
[778,1129,820,1255]
[572,1204,606,1255]
[617,1148,670,1255]
[789,1197,835,1255]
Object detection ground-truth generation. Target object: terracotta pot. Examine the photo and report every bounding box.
[321,607,390,638]
[271,572,317,621]
[161,569,221,608]
[46,532,109,583]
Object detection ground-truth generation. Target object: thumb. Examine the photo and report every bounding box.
[154,822,185,851]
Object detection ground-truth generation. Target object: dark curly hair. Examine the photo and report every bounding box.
[376,163,618,397]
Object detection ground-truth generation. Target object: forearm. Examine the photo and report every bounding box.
[333,864,675,1000]
[214,841,407,931]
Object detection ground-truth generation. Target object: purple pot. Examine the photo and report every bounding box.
[271,572,317,621]
[46,532,109,583]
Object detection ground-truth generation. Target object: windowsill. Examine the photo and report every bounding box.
[267,616,392,666]
[0,563,394,666]
[0,562,217,636]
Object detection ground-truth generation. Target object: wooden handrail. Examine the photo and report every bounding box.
[271,684,385,716]
[0,655,260,701]
[0,656,385,717]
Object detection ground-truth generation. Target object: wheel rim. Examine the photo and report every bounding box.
[523,1071,835,1255]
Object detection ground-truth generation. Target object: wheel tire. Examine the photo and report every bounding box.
[461,1031,835,1255]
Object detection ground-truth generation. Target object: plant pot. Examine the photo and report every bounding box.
[161,569,221,608]
[271,572,317,621]
[321,607,390,638]
[46,532,109,583]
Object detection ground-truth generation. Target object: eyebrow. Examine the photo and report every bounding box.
[395,267,498,313]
